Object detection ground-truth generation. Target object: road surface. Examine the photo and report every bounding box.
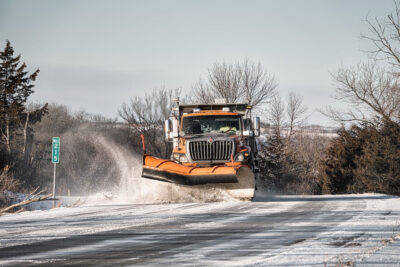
[0,194,399,266]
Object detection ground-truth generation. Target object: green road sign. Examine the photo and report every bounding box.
[52,137,60,163]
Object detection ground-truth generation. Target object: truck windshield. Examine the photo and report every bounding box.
[181,115,241,136]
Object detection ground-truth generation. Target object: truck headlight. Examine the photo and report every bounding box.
[235,152,249,162]
[179,154,189,163]
[172,153,189,163]
[172,153,180,161]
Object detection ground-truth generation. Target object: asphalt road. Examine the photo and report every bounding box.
[0,194,399,266]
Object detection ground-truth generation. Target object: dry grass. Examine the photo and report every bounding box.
[0,171,21,209]
[0,171,20,192]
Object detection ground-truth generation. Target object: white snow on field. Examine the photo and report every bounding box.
[0,193,399,266]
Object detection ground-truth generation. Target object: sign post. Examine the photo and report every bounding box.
[51,137,60,208]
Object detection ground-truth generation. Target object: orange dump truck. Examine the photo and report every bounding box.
[141,100,260,200]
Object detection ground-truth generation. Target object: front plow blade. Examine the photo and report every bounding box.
[142,155,238,185]
[141,155,255,200]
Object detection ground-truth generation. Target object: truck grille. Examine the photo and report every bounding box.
[188,140,234,161]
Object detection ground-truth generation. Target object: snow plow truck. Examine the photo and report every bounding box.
[141,99,261,200]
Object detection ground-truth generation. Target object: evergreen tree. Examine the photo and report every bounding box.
[323,126,367,193]
[322,122,400,195]
[0,40,39,167]
[258,134,285,191]
[352,121,400,194]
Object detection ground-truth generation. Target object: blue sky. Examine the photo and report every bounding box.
[0,0,395,125]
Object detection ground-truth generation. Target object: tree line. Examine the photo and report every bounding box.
[320,2,400,194]
[1,2,399,196]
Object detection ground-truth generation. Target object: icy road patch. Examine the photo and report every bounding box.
[0,194,399,266]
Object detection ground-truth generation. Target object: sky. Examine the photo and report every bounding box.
[0,0,395,125]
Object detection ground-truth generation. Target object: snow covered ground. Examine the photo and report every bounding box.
[0,193,399,266]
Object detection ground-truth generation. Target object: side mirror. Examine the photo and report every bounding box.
[253,117,260,137]
[242,130,253,137]
[171,117,179,138]
[243,118,251,130]
[164,119,171,141]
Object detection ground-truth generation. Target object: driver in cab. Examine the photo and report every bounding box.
[219,121,237,133]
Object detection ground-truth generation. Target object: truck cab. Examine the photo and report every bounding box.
[165,103,260,169]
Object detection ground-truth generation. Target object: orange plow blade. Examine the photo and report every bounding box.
[142,155,239,185]
[141,155,255,200]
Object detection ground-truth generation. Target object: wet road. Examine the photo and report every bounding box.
[0,194,399,266]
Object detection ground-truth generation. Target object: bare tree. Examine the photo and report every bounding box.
[286,92,308,139]
[191,60,277,109]
[207,61,243,103]
[361,1,400,69]
[323,1,400,126]
[266,92,308,139]
[242,60,278,108]
[118,87,180,157]
[191,79,215,104]
[268,95,285,139]
[323,62,400,125]
[21,103,48,164]
[119,87,180,126]
[259,92,316,194]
